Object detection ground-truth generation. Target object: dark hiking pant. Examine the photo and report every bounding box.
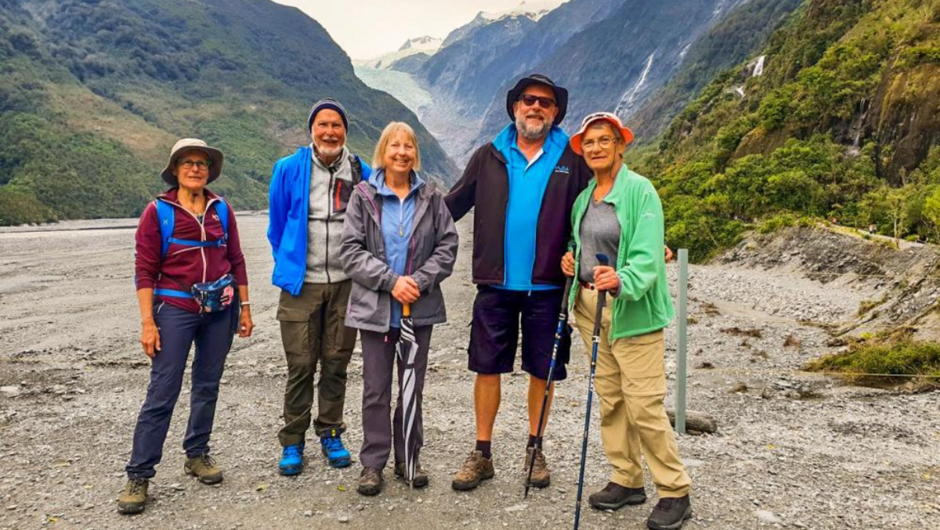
[277,281,356,446]
[126,302,237,479]
[359,326,432,470]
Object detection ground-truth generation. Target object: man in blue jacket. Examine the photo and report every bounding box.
[446,75,591,491]
[267,98,371,475]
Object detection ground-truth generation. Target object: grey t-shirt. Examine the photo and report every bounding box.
[579,197,621,283]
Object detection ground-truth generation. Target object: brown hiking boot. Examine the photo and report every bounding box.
[117,478,148,515]
[394,461,429,488]
[184,454,223,485]
[357,467,383,496]
[525,447,551,488]
[451,450,494,491]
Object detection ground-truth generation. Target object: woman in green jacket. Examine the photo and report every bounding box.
[561,112,692,530]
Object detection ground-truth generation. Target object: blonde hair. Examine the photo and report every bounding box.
[372,122,422,171]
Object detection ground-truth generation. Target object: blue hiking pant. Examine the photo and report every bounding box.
[126,302,237,479]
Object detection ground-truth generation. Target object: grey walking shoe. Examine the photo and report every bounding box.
[357,467,384,496]
[394,461,429,488]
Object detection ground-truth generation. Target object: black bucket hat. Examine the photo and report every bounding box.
[505,74,568,125]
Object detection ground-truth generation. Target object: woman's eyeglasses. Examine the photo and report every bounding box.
[179,160,210,171]
[581,137,618,151]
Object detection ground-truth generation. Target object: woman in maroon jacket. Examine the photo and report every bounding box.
[118,139,253,515]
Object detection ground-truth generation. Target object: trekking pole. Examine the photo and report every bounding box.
[524,274,574,499]
[573,253,609,530]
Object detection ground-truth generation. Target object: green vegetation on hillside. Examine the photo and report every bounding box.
[629,0,940,261]
[0,0,455,226]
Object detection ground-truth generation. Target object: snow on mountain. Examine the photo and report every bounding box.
[354,35,443,70]
[480,0,568,21]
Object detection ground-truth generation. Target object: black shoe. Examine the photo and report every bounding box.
[589,482,647,510]
[647,495,692,530]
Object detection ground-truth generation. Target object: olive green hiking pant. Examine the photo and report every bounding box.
[277,281,356,446]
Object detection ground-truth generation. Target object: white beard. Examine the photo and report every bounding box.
[515,115,551,141]
[314,141,344,161]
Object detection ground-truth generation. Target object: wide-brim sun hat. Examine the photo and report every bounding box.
[505,73,568,126]
[160,138,224,186]
[569,112,635,155]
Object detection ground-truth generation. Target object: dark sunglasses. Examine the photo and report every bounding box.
[518,94,556,109]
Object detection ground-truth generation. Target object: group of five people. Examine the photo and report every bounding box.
[120,74,692,530]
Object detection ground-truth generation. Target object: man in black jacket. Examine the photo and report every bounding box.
[446,74,591,491]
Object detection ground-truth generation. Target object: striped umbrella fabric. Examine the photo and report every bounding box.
[397,303,420,486]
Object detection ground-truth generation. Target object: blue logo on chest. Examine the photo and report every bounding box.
[554,165,570,175]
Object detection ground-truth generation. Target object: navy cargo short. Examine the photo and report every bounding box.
[467,285,572,381]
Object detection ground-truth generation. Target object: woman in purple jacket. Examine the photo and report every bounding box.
[119,139,253,515]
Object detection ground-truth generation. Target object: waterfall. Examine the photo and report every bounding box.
[615,51,656,117]
[753,55,765,77]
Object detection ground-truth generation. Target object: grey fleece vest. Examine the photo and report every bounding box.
[305,146,356,284]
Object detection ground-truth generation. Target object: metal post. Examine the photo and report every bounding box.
[675,249,688,434]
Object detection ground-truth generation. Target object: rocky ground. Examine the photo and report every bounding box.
[1,215,938,530]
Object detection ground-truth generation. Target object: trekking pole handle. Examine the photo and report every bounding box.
[594,253,609,316]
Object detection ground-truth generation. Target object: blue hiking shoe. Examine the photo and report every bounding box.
[320,431,351,468]
[279,443,304,476]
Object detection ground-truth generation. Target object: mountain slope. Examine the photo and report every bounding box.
[417,0,625,162]
[627,0,804,141]
[0,0,457,225]
[468,0,751,158]
[417,12,542,120]
[629,0,940,260]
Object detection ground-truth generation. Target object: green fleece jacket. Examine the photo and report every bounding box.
[567,164,675,340]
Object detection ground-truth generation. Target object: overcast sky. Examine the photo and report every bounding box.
[271,1,562,59]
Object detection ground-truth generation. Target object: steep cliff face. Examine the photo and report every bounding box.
[867,63,940,185]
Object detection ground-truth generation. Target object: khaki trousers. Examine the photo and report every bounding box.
[277,281,356,446]
[573,287,691,498]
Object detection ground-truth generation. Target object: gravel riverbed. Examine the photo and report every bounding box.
[1,215,937,530]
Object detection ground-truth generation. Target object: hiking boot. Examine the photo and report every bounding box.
[117,478,148,515]
[589,482,647,510]
[357,467,383,496]
[320,432,352,468]
[394,461,429,488]
[451,450,494,491]
[647,495,692,530]
[279,443,305,476]
[184,454,223,485]
[524,446,551,489]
